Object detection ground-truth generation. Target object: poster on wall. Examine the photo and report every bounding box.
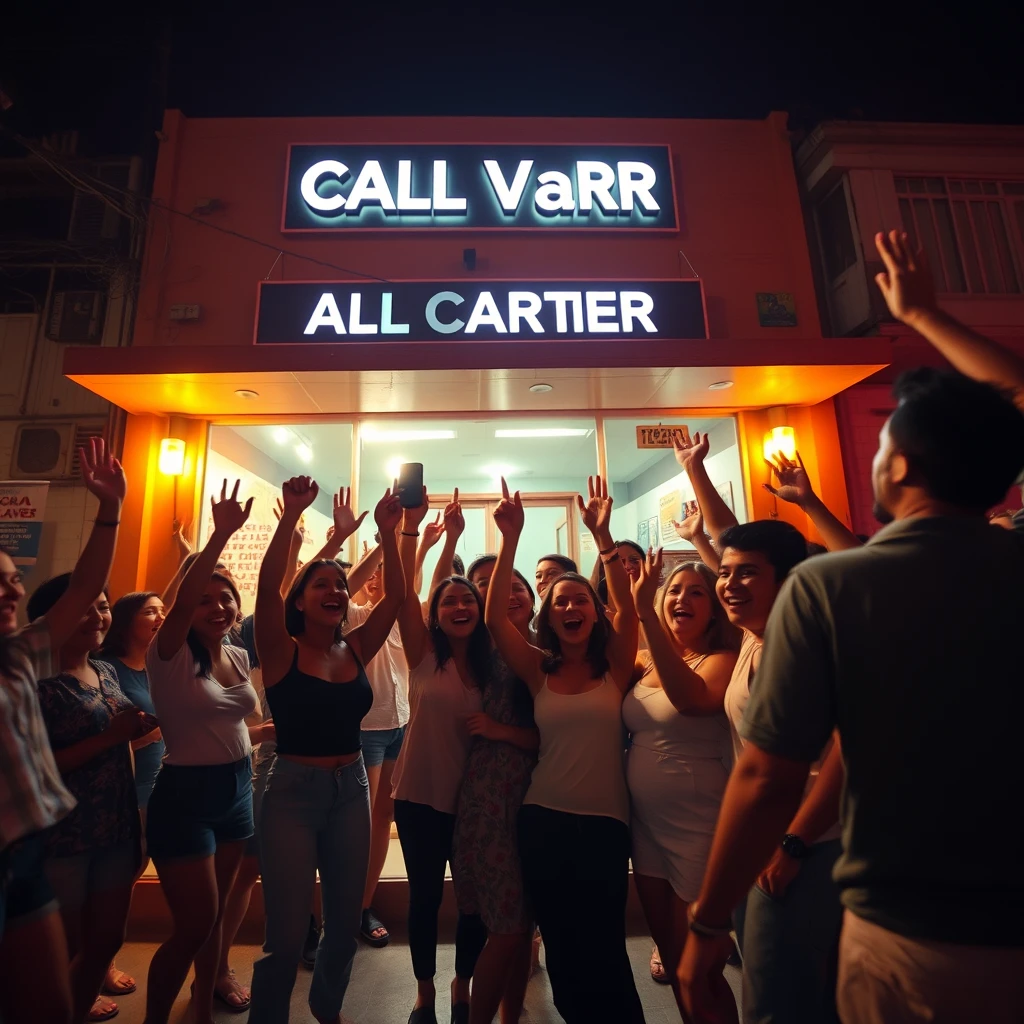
[716,481,735,513]
[647,516,660,550]
[0,480,49,571]
[658,491,681,545]
[756,292,798,327]
[200,451,333,614]
[637,519,650,551]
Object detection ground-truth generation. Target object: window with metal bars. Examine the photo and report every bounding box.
[894,176,1024,295]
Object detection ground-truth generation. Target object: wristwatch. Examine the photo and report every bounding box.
[781,833,810,860]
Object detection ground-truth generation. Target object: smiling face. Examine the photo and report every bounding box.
[434,581,480,640]
[715,548,781,637]
[70,593,112,656]
[295,565,350,629]
[535,560,569,600]
[469,560,496,601]
[130,596,165,650]
[0,551,25,636]
[364,568,382,604]
[618,544,644,583]
[508,574,535,631]
[547,578,599,646]
[191,578,241,645]
[660,566,714,647]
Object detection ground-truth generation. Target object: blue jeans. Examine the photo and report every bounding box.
[736,837,843,1024]
[249,756,370,1024]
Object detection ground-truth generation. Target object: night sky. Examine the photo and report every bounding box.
[1,2,1023,155]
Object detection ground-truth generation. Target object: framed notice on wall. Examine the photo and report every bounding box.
[658,491,681,545]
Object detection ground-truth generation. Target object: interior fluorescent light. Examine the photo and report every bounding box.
[362,428,457,442]
[295,443,313,463]
[494,428,592,439]
[273,427,290,444]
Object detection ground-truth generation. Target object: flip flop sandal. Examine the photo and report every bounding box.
[650,946,670,984]
[89,996,119,1022]
[213,971,251,1013]
[102,968,137,995]
[360,906,390,947]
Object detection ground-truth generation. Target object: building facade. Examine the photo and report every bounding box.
[61,110,895,599]
[798,120,1024,535]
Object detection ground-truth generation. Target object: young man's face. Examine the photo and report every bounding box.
[715,547,781,637]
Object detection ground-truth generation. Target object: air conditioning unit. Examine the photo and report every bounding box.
[46,291,106,343]
[9,423,105,480]
[67,160,131,244]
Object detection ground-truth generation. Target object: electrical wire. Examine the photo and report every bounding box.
[1,125,391,283]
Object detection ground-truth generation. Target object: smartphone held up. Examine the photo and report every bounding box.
[397,463,425,508]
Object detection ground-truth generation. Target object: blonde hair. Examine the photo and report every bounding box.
[655,560,740,653]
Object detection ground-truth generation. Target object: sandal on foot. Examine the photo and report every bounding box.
[650,945,670,984]
[102,967,137,995]
[360,906,390,947]
[89,996,119,1022]
[213,970,251,1013]
[408,1008,438,1024]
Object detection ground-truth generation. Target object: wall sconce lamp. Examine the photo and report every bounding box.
[158,437,186,476]
[763,425,796,464]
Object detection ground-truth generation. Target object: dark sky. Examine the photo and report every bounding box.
[2,2,1023,155]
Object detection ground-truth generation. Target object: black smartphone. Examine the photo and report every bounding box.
[397,463,425,508]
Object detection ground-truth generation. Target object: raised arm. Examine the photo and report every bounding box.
[413,510,446,596]
[876,230,1024,412]
[673,432,738,545]
[345,489,405,666]
[307,486,370,566]
[157,479,252,661]
[271,499,305,597]
[346,542,382,600]
[631,548,735,714]
[486,479,545,694]
[578,475,638,690]
[159,519,194,608]
[255,476,318,687]
[673,500,721,571]
[429,491,465,596]
[764,452,861,552]
[43,438,126,648]
[397,487,433,670]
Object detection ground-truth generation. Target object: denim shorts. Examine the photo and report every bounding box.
[360,726,406,767]
[45,840,139,910]
[146,756,253,860]
[0,831,57,939]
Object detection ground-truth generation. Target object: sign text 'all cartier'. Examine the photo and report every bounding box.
[283,145,677,231]
[255,281,706,344]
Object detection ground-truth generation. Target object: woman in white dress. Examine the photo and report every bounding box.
[624,551,740,1020]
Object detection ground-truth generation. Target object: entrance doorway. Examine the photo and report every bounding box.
[418,492,583,595]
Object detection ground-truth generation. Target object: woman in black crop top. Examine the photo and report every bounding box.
[248,476,405,1024]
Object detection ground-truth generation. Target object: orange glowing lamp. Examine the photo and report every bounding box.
[763,426,796,463]
[158,437,186,476]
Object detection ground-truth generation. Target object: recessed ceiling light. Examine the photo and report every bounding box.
[234,389,259,399]
[362,428,457,442]
[495,428,592,439]
[708,380,734,391]
[529,383,553,393]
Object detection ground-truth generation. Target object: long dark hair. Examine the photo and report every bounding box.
[427,576,491,687]
[187,571,242,677]
[535,571,611,678]
[0,545,20,674]
[283,559,349,645]
[590,538,645,605]
[100,591,160,660]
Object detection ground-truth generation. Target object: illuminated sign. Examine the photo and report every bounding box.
[256,281,705,343]
[282,145,677,231]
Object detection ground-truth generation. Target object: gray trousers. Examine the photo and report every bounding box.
[249,755,371,1024]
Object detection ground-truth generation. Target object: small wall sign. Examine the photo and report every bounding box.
[756,292,798,327]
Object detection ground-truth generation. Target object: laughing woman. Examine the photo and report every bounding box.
[393,487,489,1024]
[625,551,740,1021]
[249,476,404,1024]
[486,476,644,1024]
[143,481,260,1024]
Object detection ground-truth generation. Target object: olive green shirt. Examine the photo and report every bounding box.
[741,516,1024,946]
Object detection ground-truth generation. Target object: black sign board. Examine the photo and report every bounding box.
[283,145,678,231]
[255,281,706,344]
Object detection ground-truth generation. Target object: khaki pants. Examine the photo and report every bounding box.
[837,910,1024,1024]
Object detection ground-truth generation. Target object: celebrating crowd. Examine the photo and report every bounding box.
[0,232,1021,1024]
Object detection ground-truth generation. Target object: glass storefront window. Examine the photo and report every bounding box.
[200,423,354,612]
[603,415,745,557]
[355,415,600,596]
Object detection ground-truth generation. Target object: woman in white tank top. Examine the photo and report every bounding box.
[625,552,741,1022]
[486,476,645,1024]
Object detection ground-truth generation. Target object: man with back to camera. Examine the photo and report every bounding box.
[678,232,1024,1023]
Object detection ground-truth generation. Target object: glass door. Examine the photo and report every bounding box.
[415,493,587,598]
